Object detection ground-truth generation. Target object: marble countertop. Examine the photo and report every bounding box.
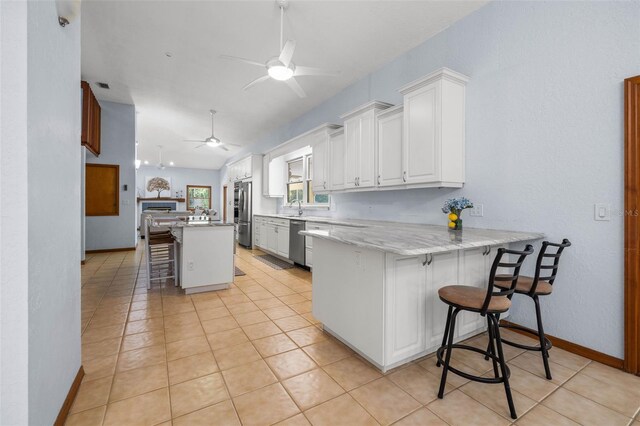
[302,222,543,256]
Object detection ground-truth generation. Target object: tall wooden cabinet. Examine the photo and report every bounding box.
[81,81,101,156]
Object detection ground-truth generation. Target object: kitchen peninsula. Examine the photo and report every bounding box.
[301,221,543,371]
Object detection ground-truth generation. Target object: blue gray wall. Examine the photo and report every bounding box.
[86,100,137,250]
[24,0,82,423]
[227,1,640,358]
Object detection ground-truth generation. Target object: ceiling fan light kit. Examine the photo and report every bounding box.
[220,0,340,98]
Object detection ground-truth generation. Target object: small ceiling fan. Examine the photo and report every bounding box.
[220,0,340,98]
[184,110,239,151]
[156,145,167,170]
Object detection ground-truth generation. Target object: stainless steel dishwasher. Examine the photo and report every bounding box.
[289,220,306,266]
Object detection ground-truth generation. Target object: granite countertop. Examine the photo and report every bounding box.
[172,222,235,228]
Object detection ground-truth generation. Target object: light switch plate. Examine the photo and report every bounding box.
[470,204,484,217]
[594,203,611,221]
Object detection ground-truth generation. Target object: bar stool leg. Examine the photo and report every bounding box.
[490,314,517,419]
[438,308,460,399]
[486,316,499,378]
[437,306,453,367]
[533,296,552,380]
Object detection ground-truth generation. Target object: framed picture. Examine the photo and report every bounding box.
[186,185,212,211]
[145,176,172,198]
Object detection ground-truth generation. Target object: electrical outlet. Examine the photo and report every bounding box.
[470,204,484,217]
[188,261,194,271]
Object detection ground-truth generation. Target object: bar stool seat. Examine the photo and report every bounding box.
[438,286,512,313]
[495,276,553,295]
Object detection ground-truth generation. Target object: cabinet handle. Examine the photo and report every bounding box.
[486,246,491,256]
[402,171,407,182]
[377,175,381,185]
[422,253,433,266]
[482,247,487,256]
[323,181,326,189]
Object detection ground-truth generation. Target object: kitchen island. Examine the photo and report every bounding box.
[301,222,543,371]
[169,220,235,294]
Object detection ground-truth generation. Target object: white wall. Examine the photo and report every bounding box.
[0,0,82,423]
[137,165,221,213]
[230,1,640,358]
[0,1,30,423]
[86,100,137,251]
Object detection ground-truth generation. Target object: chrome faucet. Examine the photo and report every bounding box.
[289,199,303,216]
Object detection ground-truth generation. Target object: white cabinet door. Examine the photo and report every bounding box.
[425,250,459,349]
[458,247,487,337]
[403,83,439,184]
[358,111,376,188]
[344,117,359,189]
[328,131,345,191]
[377,109,404,187]
[384,254,426,365]
[262,155,270,196]
[266,225,278,253]
[276,225,289,258]
[312,138,328,192]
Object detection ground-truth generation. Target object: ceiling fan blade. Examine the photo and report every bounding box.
[224,142,241,147]
[279,40,296,67]
[219,55,265,68]
[285,77,307,98]
[294,66,340,77]
[243,74,270,91]
[194,143,207,149]
[184,139,207,143]
[218,144,230,151]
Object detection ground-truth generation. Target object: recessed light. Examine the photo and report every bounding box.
[144,160,149,165]
[169,161,174,166]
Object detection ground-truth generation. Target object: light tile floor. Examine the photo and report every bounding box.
[68,244,640,425]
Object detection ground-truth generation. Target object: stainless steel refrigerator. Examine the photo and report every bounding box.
[234,181,252,247]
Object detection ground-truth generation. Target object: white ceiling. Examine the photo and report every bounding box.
[81,0,486,170]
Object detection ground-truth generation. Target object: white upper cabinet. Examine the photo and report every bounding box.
[228,155,252,182]
[328,129,345,191]
[376,106,404,187]
[312,133,328,193]
[341,101,393,189]
[399,68,468,187]
[262,153,285,197]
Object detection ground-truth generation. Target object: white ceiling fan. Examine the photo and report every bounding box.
[156,145,167,169]
[184,110,239,151]
[220,0,340,98]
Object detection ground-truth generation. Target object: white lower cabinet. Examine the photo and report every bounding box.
[384,255,426,365]
[254,216,290,260]
[276,225,290,258]
[312,237,501,371]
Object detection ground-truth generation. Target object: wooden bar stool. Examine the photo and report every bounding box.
[491,239,571,380]
[436,244,534,420]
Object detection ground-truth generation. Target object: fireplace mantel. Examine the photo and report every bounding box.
[137,197,186,202]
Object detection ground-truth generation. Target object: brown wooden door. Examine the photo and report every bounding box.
[86,164,119,216]
[223,185,228,222]
[625,75,640,375]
